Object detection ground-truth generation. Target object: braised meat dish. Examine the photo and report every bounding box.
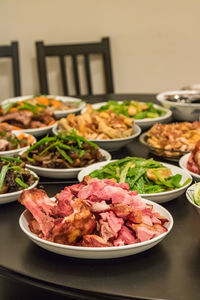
[19,178,169,247]
[0,101,56,129]
[0,157,36,194]
[21,131,106,169]
[147,121,200,157]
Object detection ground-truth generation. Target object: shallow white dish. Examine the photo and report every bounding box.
[52,123,142,152]
[15,123,56,138]
[186,184,200,214]
[78,160,192,203]
[1,95,85,119]
[179,153,200,181]
[19,198,173,259]
[81,101,172,129]
[0,131,36,157]
[156,90,200,121]
[0,169,38,205]
[21,149,111,179]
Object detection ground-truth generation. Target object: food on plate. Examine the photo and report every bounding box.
[19,178,169,247]
[0,130,35,152]
[147,121,200,156]
[193,182,200,206]
[57,105,134,139]
[187,140,200,174]
[0,100,56,129]
[0,156,37,194]
[96,100,166,119]
[1,95,83,114]
[88,157,191,193]
[21,131,106,169]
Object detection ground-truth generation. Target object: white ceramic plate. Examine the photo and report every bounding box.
[186,184,200,214]
[0,169,39,205]
[19,198,173,259]
[179,153,200,181]
[156,90,200,121]
[78,160,192,203]
[52,123,142,152]
[1,95,85,119]
[14,123,56,138]
[20,149,111,179]
[0,131,36,157]
[81,102,172,129]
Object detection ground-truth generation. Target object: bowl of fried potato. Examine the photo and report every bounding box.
[52,106,142,151]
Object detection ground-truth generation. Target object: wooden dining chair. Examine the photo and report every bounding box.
[35,37,114,96]
[0,41,21,96]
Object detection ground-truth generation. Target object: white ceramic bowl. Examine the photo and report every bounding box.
[78,160,192,203]
[156,90,200,121]
[179,153,200,181]
[13,123,56,138]
[0,131,36,157]
[52,123,142,152]
[21,149,111,179]
[1,95,85,119]
[186,184,200,214]
[19,198,173,259]
[81,102,172,130]
[0,169,39,205]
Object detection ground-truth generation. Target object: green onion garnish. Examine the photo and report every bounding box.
[15,177,29,189]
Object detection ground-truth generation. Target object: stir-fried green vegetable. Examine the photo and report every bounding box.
[89,157,191,193]
[0,156,35,193]
[97,100,166,119]
[21,130,103,169]
[194,182,200,206]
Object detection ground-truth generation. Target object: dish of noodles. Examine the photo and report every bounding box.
[57,104,134,140]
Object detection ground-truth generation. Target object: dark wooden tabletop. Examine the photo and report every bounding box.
[1,94,200,300]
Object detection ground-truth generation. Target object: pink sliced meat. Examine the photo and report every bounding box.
[56,187,74,217]
[81,235,111,247]
[100,211,124,236]
[19,188,56,238]
[114,225,137,246]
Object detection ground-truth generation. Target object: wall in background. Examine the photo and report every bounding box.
[0,0,200,99]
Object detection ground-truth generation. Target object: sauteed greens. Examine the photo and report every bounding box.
[89,157,191,193]
[97,100,166,119]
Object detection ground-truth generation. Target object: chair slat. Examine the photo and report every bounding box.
[84,54,92,95]
[0,41,21,96]
[72,55,80,95]
[59,56,68,95]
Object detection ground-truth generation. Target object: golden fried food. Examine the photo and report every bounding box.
[57,104,134,139]
[147,121,200,153]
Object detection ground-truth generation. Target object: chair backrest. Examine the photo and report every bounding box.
[0,41,21,96]
[36,37,114,96]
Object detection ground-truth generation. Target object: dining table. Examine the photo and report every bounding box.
[0,93,200,300]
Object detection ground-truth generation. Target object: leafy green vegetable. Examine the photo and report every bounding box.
[194,182,200,206]
[97,100,166,119]
[89,157,191,194]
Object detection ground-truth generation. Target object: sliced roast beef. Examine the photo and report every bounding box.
[81,235,111,247]
[114,225,137,246]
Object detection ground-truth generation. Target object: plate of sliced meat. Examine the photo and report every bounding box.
[19,178,173,259]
